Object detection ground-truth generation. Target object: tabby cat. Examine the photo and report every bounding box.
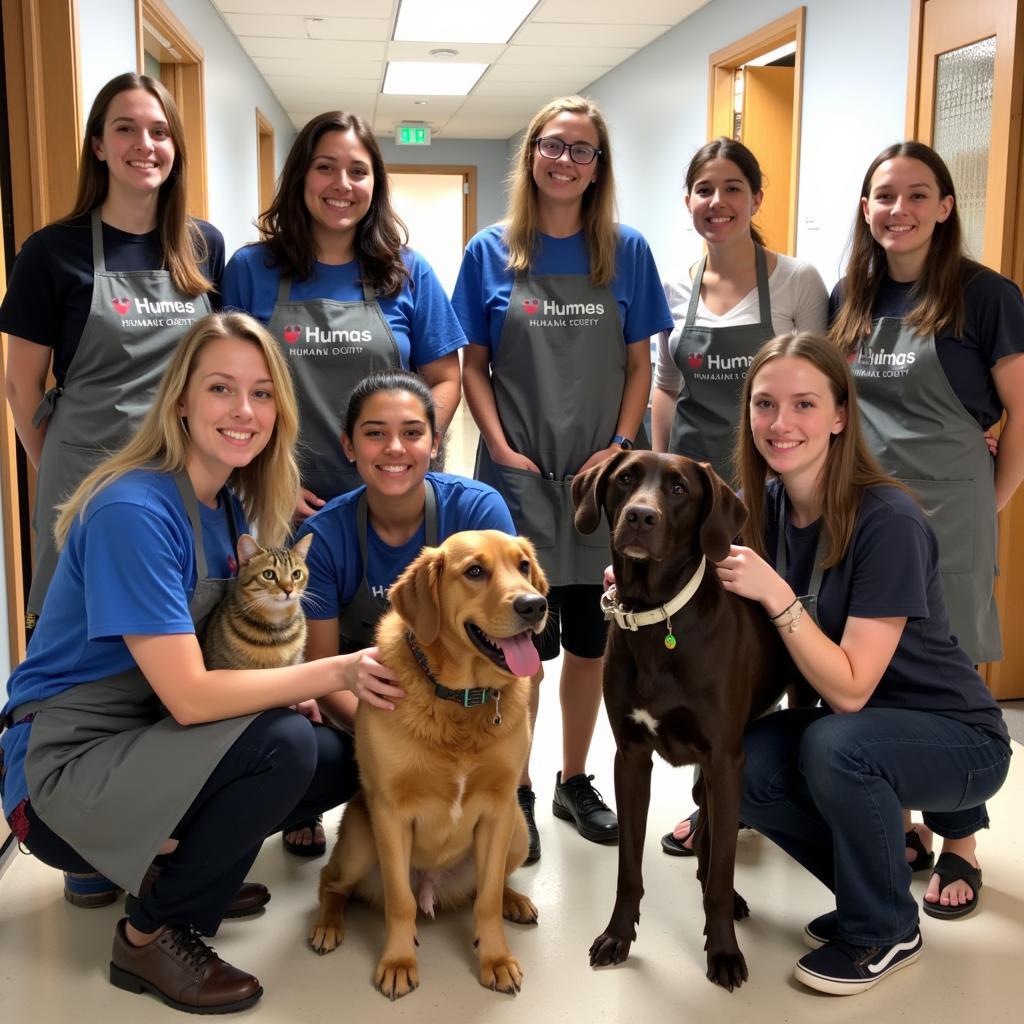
[200,533,313,670]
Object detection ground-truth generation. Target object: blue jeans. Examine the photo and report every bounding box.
[740,708,1011,947]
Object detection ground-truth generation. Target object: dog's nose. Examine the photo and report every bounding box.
[624,504,660,531]
[513,594,548,623]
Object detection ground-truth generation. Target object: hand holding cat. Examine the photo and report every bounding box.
[342,646,404,710]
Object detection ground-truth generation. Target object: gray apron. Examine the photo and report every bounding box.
[267,273,400,503]
[669,244,773,478]
[338,480,439,652]
[476,273,628,586]
[20,471,257,895]
[28,209,211,618]
[853,318,1000,663]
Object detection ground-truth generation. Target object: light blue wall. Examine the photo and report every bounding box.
[379,138,514,236]
[583,0,911,287]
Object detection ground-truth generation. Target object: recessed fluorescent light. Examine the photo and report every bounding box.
[393,0,538,44]
[383,61,488,96]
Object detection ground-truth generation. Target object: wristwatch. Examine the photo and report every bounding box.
[611,434,634,450]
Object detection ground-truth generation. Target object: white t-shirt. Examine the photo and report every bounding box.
[653,253,828,392]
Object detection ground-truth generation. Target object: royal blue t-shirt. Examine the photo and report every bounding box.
[222,244,466,369]
[451,224,673,356]
[297,472,515,617]
[0,470,243,818]
[765,479,1008,742]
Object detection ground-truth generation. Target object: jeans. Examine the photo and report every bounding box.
[20,710,357,935]
[740,707,1011,947]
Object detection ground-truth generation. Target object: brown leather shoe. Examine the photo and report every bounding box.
[125,864,271,923]
[110,918,262,1013]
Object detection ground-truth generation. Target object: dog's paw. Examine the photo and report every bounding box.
[502,889,539,924]
[706,950,748,991]
[374,955,419,1000]
[480,954,523,994]
[733,890,750,920]
[308,922,344,955]
[589,932,632,967]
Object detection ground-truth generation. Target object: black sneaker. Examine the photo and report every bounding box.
[517,785,541,864]
[794,930,922,995]
[551,772,618,844]
[803,910,840,949]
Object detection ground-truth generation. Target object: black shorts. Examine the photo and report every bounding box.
[535,584,608,661]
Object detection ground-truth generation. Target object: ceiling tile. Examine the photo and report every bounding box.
[482,62,612,83]
[513,23,670,48]
[223,14,390,40]
[498,44,637,66]
[215,0,396,17]
[531,0,708,24]
[471,76,590,97]
[253,56,383,80]
[239,36,387,60]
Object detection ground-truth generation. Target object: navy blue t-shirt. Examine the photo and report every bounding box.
[828,267,1024,428]
[764,479,1008,742]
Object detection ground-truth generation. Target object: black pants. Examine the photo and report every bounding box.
[21,710,357,935]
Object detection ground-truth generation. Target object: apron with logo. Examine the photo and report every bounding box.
[19,471,257,895]
[475,274,627,586]
[853,318,1000,663]
[669,244,773,479]
[28,209,210,617]
[267,273,400,503]
[337,480,439,652]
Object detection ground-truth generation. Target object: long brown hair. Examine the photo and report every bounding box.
[256,110,408,297]
[829,141,983,351]
[56,312,300,549]
[685,137,766,247]
[64,72,211,297]
[734,332,900,567]
[504,95,618,287]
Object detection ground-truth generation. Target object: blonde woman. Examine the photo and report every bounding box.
[452,95,673,861]
[0,313,400,1015]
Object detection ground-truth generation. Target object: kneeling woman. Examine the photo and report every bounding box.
[719,332,1010,994]
[297,369,516,731]
[0,312,401,1015]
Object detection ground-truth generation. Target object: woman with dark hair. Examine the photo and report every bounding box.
[296,369,515,732]
[222,111,465,517]
[724,332,1009,993]
[829,141,1024,915]
[452,95,673,864]
[2,71,224,627]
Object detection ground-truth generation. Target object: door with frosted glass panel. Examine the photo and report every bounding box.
[907,0,1024,695]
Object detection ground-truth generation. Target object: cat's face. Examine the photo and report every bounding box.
[235,533,312,612]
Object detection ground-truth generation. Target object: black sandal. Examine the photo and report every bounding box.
[922,852,982,919]
[905,827,935,873]
[282,815,326,857]
[661,810,699,857]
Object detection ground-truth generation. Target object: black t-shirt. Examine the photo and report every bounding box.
[0,213,225,385]
[765,478,1009,742]
[828,267,1024,428]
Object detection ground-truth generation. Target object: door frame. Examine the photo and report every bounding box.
[385,164,477,247]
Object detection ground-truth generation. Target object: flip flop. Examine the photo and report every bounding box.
[282,815,326,857]
[906,828,935,873]
[922,851,982,919]
[661,810,698,857]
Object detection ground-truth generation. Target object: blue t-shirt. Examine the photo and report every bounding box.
[451,224,673,356]
[221,244,466,369]
[765,479,1008,742]
[296,472,515,618]
[1,470,244,817]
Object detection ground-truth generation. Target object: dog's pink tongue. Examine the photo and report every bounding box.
[496,632,540,677]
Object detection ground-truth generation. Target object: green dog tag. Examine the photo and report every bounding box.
[664,632,677,650]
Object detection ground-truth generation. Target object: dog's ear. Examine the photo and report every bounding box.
[388,546,443,644]
[694,461,748,562]
[519,537,549,597]
[572,450,630,534]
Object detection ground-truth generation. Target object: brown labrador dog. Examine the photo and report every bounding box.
[308,530,548,1000]
[572,451,795,991]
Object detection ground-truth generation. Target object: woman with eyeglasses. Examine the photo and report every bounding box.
[452,95,672,864]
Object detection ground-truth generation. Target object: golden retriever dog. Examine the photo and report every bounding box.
[309,530,549,999]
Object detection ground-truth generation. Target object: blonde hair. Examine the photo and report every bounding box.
[55,312,300,548]
[504,95,618,287]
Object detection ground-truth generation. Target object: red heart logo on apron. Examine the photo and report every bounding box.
[112,297,132,315]
[283,324,302,344]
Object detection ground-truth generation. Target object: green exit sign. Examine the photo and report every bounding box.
[395,123,431,146]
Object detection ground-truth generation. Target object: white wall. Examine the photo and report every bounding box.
[583,0,911,287]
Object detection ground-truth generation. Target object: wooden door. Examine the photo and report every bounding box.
[907,0,1024,697]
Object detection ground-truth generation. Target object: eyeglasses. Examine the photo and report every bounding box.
[533,136,602,166]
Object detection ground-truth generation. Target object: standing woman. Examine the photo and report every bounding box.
[0,313,400,1015]
[452,95,673,861]
[652,138,828,858]
[222,111,465,517]
[829,141,1024,916]
[2,72,224,625]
